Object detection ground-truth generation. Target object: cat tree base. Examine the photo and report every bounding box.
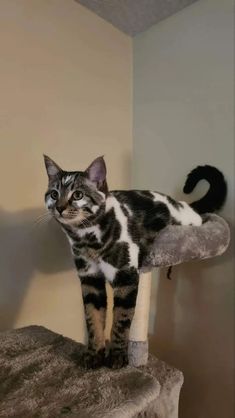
[0,325,183,418]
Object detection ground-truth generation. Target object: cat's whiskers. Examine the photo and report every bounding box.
[34,211,50,221]
[32,212,52,229]
[63,210,92,228]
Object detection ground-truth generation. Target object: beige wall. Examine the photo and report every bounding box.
[0,0,132,342]
[133,0,234,417]
[1,0,234,416]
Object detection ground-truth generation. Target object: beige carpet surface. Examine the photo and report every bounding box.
[0,326,161,418]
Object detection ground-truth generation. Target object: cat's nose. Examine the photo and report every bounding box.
[56,206,66,215]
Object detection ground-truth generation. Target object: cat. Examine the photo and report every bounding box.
[43,155,227,369]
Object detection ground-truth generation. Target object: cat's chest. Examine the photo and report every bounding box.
[68,215,139,273]
[71,226,102,260]
[77,225,102,243]
[70,232,119,282]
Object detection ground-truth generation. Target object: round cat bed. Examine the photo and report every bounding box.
[129,214,230,366]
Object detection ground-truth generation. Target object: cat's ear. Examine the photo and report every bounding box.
[85,156,107,186]
[43,155,62,179]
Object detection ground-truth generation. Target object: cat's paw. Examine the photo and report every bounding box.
[82,348,105,369]
[105,348,128,369]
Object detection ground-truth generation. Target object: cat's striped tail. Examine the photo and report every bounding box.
[183,165,227,214]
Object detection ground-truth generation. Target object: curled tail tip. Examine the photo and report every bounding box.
[183,182,192,194]
[183,165,207,194]
[183,164,227,214]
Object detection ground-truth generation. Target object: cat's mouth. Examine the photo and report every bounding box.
[54,210,86,225]
[52,210,76,222]
[58,213,75,219]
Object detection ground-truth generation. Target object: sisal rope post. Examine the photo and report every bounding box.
[128,271,152,366]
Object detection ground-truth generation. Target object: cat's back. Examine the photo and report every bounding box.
[109,189,175,215]
[109,189,202,226]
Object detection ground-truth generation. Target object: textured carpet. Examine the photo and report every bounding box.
[0,326,161,418]
[0,326,184,418]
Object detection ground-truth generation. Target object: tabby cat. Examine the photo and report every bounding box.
[44,155,227,369]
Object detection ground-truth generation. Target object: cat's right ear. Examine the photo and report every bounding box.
[43,155,62,179]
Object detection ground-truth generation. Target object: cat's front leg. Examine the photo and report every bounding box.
[107,267,139,369]
[76,259,107,369]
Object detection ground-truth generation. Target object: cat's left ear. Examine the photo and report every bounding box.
[85,156,107,188]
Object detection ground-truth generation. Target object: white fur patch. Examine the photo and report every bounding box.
[97,191,106,200]
[178,201,202,226]
[106,196,139,268]
[73,198,87,208]
[123,204,133,217]
[92,205,99,214]
[99,259,117,283]
[77,225,102,242]
[62,175,73,185]
[46,197,54,209]
[151,192,202,226]
[79,259,99,276]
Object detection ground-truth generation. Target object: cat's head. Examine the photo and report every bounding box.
[43,155,108,225]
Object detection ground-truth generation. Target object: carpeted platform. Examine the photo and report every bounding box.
[0,326,183,418]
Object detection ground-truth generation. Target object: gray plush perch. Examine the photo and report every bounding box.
[0,215,230,418]
[128,214,230,369]
[141,214,230,271]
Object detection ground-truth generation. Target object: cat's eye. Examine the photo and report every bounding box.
[50,190,59,200]
[72,190,83,200]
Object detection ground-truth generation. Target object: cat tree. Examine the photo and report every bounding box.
[129,214,230,367]
[0,213,230,418]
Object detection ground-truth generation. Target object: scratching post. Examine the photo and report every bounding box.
[128,214,230,367]
[129,271,152,366]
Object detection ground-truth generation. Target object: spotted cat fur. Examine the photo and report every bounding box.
[44,155,227,369]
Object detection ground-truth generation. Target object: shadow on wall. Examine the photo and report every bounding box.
[0,207,73,331]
